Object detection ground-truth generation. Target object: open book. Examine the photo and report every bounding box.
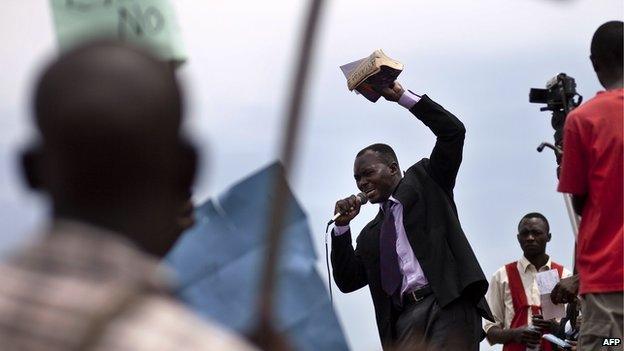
[340,49,404,102]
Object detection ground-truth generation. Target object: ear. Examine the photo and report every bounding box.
[516,234,522,245]
[546,232,552,242]
[20,144,43,190]
[389,162,400,176]
[590,55,600,74]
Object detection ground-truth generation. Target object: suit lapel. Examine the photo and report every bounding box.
[363,210,383,256]
[392,178,418,211]
[370,209,383,226]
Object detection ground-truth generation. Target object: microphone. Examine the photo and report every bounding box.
[327,192,369,226]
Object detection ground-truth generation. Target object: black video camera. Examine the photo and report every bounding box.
[529,73,583,164]
[529,73,582,114]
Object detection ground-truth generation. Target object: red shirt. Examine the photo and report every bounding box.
[558,88,624,295]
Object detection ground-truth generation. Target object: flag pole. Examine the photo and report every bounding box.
[250,0,325,349]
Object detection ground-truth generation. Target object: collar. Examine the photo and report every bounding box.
[596,87,624,95]
[379,196,400,212]
[519,255,552,273]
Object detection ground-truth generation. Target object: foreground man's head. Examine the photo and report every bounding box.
[23,41,196,257]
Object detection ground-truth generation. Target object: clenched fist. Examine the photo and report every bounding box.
[334,195,364,226]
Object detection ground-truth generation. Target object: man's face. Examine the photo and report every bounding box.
[517,217,551,258]
[353,150,399,204]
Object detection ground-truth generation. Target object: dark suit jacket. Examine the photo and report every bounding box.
[331,95,493,348]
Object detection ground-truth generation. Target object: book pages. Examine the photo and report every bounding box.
[536,269,566,320]
[339,49,404,102]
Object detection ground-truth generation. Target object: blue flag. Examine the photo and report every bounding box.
[166,162,349,351]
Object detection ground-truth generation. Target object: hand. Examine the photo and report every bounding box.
[333,195,363,226]
[375,81,405,102]
[532,314,557,334]
[511,326,541,347]
[551,275,579,304]
[565,339,577,351]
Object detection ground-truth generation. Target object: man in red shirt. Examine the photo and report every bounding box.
[552,20,623,351]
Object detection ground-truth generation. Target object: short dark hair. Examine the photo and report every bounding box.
[518,212,550,233]
[591,21,623,65]
[33,40,184,200]
[356,143,399,166]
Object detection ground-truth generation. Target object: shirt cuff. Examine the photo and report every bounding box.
[333,225,350,236]
[483,322,502,345]
[398,90,421,109]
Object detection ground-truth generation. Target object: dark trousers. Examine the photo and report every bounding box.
[395,294,482,351]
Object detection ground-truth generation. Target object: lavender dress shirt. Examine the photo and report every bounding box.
[333,90,429,295]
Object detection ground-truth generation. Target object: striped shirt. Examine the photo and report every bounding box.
[0,220,256,351]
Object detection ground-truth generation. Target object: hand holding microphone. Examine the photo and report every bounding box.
[329,192,368,226]
[324,192,368,303]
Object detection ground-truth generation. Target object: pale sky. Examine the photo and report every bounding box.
[1,1,623,350]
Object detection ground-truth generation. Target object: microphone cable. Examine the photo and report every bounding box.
[325,222,333,303]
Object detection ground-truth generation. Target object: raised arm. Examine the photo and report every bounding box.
[375,82,465,191]
[409,95,465,191]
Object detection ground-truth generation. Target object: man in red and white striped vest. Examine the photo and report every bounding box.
[485,213,572,350]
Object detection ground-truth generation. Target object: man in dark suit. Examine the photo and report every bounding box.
[331,81,492,350]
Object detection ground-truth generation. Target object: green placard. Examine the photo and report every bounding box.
[49,0,186,64]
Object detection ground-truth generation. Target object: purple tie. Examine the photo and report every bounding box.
[380,200,402,296]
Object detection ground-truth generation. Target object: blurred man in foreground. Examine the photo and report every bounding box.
[485,213,571,350]
[553,20,623,351]
[0,41,255,350]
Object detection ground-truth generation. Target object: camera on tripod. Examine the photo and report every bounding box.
[529,73,583,114]
[529,73,584,233]
[529,73,583,163]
